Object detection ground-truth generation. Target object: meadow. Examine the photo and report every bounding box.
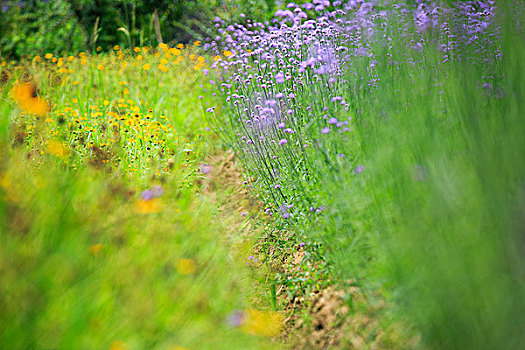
[2,0,525,349]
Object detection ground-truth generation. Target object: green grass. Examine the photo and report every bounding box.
[310,5,525,349]
[0,46,280,349]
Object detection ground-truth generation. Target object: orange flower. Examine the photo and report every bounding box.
[135,198,162,213]
[10,82,50,117]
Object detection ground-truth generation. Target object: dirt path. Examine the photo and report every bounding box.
[198,151,411,349]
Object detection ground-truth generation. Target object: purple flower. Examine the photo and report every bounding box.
[275,72,285,84]
[321,127,330,134]
[354,165,365,174]
[278,139,288,145]
[199,164,213,174]
[140,185,163,200]
[227,310,245,328]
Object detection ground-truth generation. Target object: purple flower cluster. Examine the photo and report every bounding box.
[202,0,500,218]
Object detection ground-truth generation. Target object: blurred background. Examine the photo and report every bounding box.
[0,0,279,59]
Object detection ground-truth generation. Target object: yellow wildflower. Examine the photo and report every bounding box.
[96,45,102,52]
[194,40,202,46]
[97,64,104,71]
[0,172,10,189]
[89,244,104,255]
[110,340,127,350]
[44,53,53,59]
[158,64,168,73]
[113,45,120,50]
[46,140,70,158]
[241,310,283,337]
[143,64,151,71]
[175,258,196,275]
[135,198,162,213]
[10,82,50,117]
[133,47,141,53]
[159,43,168,50]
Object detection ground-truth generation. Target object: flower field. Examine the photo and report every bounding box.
[2,1,525,349]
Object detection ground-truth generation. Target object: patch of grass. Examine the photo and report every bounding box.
[0,45,280,349]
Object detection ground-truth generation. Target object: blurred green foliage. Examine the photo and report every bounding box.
[0,0,276,59]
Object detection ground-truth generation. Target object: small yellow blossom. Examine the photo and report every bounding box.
[96,45,102,52]
[110,340,127,350]
[194,40,202,46]
[134,47,141,53]
[44,53,53,59]
[89,244,104,255]
[137,54,143,61]
[113,45,120,50]
[176,43,184,49]
[241,310,283,337]
[46,140,70,158]
[135,198,162,213]
[0,172,11,189]
[97,64,104,71]
[142,63,151,70]
[175,258,196,275]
